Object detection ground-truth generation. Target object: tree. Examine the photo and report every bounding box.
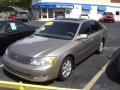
[0,0,32,10]
[20,0,32,10]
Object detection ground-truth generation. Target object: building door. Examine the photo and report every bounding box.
[54,8,65,18]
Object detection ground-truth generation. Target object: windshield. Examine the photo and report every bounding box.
[34,21,79,40]
[19,12,28,14]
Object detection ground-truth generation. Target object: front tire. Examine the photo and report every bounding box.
[58,56,73,81]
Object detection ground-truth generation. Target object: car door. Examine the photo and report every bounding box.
[88,21,102,51]
[74,21,95,63]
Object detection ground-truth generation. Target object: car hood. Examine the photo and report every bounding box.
[8,35,70,57]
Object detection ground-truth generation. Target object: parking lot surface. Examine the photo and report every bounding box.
[0,21,120,90]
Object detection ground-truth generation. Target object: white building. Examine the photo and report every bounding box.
[32,0,120,21]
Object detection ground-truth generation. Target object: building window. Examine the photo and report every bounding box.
[82,4,91,14]
[97,5,106,14]
[66,9,71,14]
[97,10,104,14]
[54,8,65,18]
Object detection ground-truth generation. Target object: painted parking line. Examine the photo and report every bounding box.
[0,64,3,68]
[0,80,82,90]
[83,60,110,90]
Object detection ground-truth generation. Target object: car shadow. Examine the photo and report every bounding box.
[105,48,120,84]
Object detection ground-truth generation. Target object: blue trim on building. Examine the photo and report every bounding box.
[97,5,106,11]
[32,2,120,9]
[82,4,91,11]
[32,2,74,9]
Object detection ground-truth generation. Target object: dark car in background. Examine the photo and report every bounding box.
[0,19,36,55]
[100,12,115,23]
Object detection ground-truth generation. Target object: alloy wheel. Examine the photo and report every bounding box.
[61,59,72,78]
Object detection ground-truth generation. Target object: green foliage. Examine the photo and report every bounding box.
[0,0,32,10]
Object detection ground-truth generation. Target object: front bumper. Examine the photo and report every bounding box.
[3,55,59,82]
[103,18,114,21]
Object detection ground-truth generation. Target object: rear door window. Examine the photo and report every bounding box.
[6,21,26,32]
[7,22,17,31]
[89,21,102,34]
[79,22,91,35]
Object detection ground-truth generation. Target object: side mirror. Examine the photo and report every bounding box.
[76,34,88,40]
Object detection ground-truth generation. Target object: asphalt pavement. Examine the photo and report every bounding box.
[0,21,120,90]
[92,22,120,90]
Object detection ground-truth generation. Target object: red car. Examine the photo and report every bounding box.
[8,15,16,20]
[101,12,115,23]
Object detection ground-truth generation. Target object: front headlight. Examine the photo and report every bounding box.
[31,56,57,66]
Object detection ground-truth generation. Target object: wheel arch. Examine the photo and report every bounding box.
[57,54,75,81]
[63,54,75,69]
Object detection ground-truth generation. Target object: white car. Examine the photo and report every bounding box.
[80,14,90,19]
[16,11,29,21]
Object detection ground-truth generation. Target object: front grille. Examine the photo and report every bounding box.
[5,65,30,77]
[8,51,32,64]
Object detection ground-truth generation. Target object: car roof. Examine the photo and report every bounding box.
[0,18,20,22]
[0,18,15,21]
[54,18,93,23]
[0,19,27,26]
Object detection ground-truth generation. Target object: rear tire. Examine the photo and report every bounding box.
[96,40,104,54]
[58,56,73,81]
